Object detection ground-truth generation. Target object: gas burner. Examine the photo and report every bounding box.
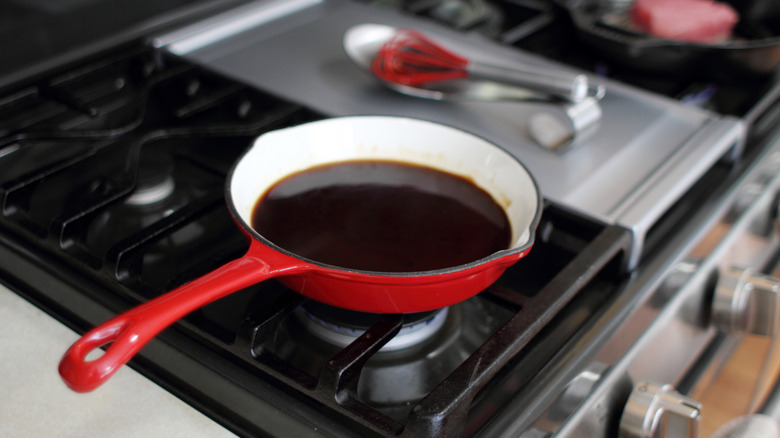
[295,302,449,351]
[84,147,192,259]
[271,298,510,421]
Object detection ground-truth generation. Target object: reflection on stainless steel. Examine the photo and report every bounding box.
[546,362,609,423]
[618,381,701,438]
[527,97,602,152]
[713,267,780,337]
[370,79,541,102]
[154,0,323,55]
[459,58,590,103]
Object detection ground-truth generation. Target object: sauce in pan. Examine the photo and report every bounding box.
[251,160,510,272]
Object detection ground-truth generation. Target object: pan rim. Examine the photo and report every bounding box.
[225,115,542,278]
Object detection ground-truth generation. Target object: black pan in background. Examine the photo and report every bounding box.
[553,0,780,79]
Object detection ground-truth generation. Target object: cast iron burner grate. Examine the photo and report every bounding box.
[0,44,321,294]
[216,215,631,437]
[0,43,632,437]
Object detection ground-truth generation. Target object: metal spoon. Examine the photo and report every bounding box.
[343,23,603,152]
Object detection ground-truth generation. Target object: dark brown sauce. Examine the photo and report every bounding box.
[250,160,510,272]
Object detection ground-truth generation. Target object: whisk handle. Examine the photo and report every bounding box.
[468,61,593,103]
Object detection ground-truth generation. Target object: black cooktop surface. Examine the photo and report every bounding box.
[0,0,250,90]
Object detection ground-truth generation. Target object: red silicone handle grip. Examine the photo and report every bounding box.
[59,242,309,392]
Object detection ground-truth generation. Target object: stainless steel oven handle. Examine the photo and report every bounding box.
[618,381,701,438]
[713,267,780,337]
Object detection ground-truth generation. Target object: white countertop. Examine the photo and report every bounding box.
[0,284,237,438]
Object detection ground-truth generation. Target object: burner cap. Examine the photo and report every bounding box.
[126,149,176,206]
[295,302,449,351]
[126,174,175,206]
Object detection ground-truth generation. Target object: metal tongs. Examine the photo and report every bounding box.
[343,23,605,152]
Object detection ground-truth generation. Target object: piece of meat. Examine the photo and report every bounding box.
[631,0,739,44]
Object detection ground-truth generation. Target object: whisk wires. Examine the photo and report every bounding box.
[371,29,471,86]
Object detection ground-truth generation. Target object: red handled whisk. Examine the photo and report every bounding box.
[372,29,471,86]
[371,29,599,103]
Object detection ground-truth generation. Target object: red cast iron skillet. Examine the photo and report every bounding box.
[59,116,542,393]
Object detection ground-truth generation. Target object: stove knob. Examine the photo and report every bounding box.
[713,267,780,337]
[619,381,701,438]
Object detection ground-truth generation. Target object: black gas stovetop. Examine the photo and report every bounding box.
[0,41,632,436]
[5,0,780,436]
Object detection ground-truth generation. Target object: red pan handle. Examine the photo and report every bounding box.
[58,240,311,392]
